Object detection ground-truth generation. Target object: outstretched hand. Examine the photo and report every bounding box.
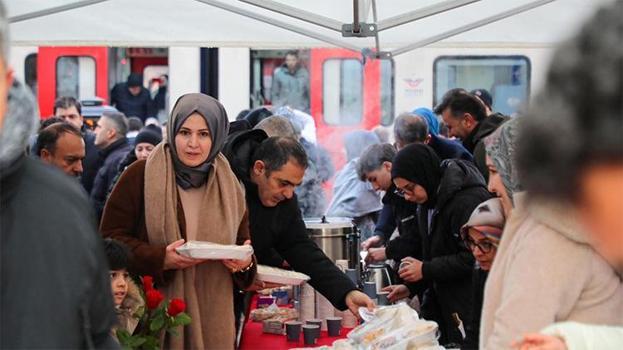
[345,290,375,319]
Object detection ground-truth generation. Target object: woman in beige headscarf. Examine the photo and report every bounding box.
[101,93,256,349]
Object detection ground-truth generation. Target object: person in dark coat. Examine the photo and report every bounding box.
[54,96,102,193]
[458,198,506,350]
[326,130,382,240]
[222,130,375,314]
[91,112,133,221]
[384,144,491,346]
[110,73,155,123]
[0,75,117,348]
[434,91,508,182]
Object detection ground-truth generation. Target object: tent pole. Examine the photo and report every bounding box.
[9,0,111,23]
[391,0,557,57]
[238,0,342,32]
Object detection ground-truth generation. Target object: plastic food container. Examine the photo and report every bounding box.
[175,241,253,260]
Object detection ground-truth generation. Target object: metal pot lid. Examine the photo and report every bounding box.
[304,216,354,229]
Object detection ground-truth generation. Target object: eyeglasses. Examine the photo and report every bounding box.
[394,188,406,198]
[463,237,498,254]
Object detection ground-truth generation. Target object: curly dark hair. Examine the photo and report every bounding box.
[516,1,623,202]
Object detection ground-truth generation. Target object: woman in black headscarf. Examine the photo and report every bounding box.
[384,143,491,347]
[101,93,256,349]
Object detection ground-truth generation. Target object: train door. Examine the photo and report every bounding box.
[37,47,108,117]
[309,49,394,170]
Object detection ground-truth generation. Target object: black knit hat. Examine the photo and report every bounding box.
[127,73,143,87]
[134,129,162,146]
[391,143,442,207]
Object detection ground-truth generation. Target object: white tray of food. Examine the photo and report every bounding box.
[256,265,311,285]
[175,241,254,260]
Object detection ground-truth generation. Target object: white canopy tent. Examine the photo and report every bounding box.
[6,0,614,51]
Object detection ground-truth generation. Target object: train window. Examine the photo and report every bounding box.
[56,56,96,100]
[323,59,363,125]
[433,56,531,116]
[25,53,37,95]
[380,59,395,126]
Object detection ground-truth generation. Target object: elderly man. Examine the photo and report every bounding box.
[36,122,85,178]
[0,1,117,347]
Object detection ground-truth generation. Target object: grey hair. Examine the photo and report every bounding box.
[393,113,429,146]
[254,115,296,139]
[516,1,623,202]
[357,143,396,181]
[101,111,128,138]
[0,2,8,62]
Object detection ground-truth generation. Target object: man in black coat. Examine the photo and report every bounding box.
[110,73,155,123]
[0,71,117,347]
[91,111,132,221]
[223,130,374,314]
[435,90,508,182]
[54,96,102,193]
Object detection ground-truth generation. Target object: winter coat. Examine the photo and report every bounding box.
[1,157,118,349]
[106,149,138,200]
[428,133,473,162]
[480,193,623,350]
[461,113,508,183]
[271,64,310,112]
[462,269,488,350]
[90,138,133,221]
[110,83,155,122]
[541,322,623,350]
[0,80,117,349]
[375,187,421,262]
[78,128,101,194]
[223,130,358,310]
[111,279,144,342]
[326,158,382,240]
[411,159,491,345]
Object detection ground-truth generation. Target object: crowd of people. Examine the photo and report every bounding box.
[0,1,621,349]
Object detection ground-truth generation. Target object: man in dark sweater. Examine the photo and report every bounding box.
[434,90,508,182]
[223,130,374,315]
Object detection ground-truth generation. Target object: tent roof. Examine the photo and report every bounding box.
[6,0,614,51]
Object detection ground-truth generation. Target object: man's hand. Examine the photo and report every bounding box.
[361,235,382,250]
[512,333,568,350]
[398,257,423,283]
[365,247,386,263]
[345,290,375,319]
[246,279,285,291]
[382,284,410,303]
[163,239,207,270]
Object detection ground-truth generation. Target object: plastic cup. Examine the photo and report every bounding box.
[326,316,343,337]
[377,291,390,306]
[306,319,322,338]
[285,321,302,342]
[363,281,377,299]
[302,325,319,345]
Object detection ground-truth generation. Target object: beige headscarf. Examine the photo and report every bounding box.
[144,94,247,349]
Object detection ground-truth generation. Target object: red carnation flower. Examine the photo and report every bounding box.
[167,298,186,317]
[142,276,154,292]
[146,289,164,309]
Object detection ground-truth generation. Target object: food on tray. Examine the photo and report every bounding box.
[256,265,310,285]
[175,241,253,260]
[250,305,298,322]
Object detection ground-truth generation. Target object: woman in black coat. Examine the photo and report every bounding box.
[384,143,491,346]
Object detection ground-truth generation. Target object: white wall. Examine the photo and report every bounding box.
[218,47,249,121]
[168,47,200,112]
